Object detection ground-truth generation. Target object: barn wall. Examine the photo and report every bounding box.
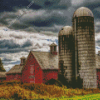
[22,52,43,83]
[43,70,58,83]
[6,74,22,81]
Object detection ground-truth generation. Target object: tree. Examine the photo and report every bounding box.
[0,58,6,72]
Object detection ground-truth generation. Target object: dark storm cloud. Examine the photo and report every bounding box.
[0,0,71,12]
[0,39,20,49]
[0,39,32,49]
[22,40,32,48]
[0,0,73,33]
[9,22,28,30]
[21,10,69,27]
[0,9,71,33]
[29,0,71,9]
[1,0,100,33]
[0,0,31,12]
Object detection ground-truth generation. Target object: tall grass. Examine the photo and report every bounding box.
[0,80,100,99]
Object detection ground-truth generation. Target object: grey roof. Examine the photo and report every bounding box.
[59,26,73,36]
[73,7,93,18]
[0,72,6,78]
[6,65,23,74]
[31,51,58,69]
[50,43,57,46]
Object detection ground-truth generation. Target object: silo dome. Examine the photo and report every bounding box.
[59,26,73,36]
[73,7,93,18]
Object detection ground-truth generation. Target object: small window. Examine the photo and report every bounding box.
[29,75,34,79]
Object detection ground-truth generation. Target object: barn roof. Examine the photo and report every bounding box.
[0,72,6,78]
[31,51,58,69]
[6,65,23,74]
[49,43,57,46]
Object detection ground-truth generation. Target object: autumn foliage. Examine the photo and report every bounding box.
[0,80,100,99]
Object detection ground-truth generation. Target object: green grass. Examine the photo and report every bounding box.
[0,99,14,100]
[0,94,100,100]
[47,93,100,100]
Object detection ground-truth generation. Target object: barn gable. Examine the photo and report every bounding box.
[22,51,42,83]
[31,51,58,69]
[31,51,58,83]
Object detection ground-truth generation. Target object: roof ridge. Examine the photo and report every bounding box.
[31,51,50,53]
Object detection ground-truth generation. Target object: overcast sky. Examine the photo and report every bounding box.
[0,0,100,71]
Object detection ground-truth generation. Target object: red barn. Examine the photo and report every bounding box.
[6,43,58,84]
[6,57,26,81]
[22,43,58,83]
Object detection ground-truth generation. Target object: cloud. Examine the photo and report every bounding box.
[71,0,84,6]
[0,1,73,33]
[0,0,100,34]
[1,0,100,71]
[29,0,71,9]
[0,26,58,71]
[71,0,100,8]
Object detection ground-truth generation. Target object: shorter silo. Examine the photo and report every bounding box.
[58,26,75,85]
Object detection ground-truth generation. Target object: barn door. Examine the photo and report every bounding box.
[29,65,35,83]
[97,69,100,88]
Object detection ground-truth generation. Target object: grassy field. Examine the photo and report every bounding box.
[50,93,100,100]
[0,80,100,100]
[0,94,100,100]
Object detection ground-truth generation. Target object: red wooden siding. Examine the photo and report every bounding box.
[6,74,22,81]
[43,70,58,83]
[51,52,57,55]
[22,52,42,83]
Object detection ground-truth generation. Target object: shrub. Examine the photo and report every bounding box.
[0,80,21,86]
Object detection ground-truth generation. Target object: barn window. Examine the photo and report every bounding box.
[29,75,34,79]
[30,66,34,74]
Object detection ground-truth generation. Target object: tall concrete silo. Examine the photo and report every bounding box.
[72,7,97,88]
[58,26,75,85]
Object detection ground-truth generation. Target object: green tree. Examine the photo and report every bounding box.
[0,58,6,72]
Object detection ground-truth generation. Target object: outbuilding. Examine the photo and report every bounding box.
[6,43,58,84]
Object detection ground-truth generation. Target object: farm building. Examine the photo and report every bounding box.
[1,6,100,89]
[5,43,58,84]
[58,7,97,89]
